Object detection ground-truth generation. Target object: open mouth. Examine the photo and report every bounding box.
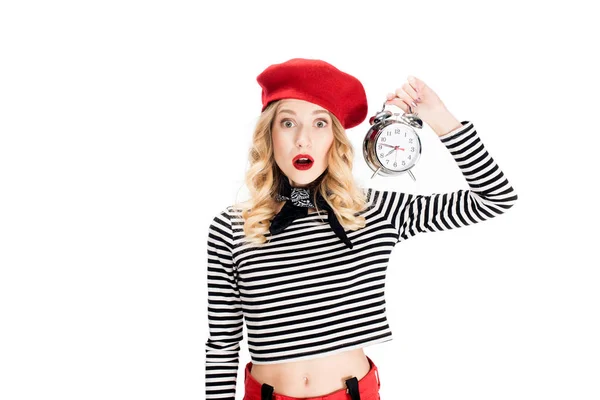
[293,154,314,170]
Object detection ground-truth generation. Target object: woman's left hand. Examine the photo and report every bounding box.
[385,76,448,126]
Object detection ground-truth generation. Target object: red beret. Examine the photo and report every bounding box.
[256,58,368,130]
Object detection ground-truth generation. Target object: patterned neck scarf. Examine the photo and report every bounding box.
[270,176,353,249]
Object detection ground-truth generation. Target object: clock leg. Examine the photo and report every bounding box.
[370,167,382,180]
[407,170,416,182]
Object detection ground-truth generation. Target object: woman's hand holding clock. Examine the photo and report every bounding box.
[385,75,462,137]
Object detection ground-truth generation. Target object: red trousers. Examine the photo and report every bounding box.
[243,355,381,400]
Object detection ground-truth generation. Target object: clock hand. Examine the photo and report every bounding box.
[380,143,395,148]
[384,149,395,157]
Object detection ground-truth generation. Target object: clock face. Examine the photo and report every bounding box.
[375,123,421,171]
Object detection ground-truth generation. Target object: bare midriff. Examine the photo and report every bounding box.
[250,348,371,398]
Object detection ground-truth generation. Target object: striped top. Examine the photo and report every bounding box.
[205,120,518,400]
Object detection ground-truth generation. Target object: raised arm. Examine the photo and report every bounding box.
[384,120,518,243]
[205,209,244,400]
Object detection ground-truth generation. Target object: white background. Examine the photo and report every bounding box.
[1,0,599,399]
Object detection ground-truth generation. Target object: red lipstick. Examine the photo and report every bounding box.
[292,154,314,170]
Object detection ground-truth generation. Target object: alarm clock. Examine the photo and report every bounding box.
[363,100,424,181]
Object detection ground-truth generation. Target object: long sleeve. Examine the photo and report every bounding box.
[385,120,518,242]
[205,209,244,400]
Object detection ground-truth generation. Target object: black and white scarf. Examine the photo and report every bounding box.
[269,177,353,249]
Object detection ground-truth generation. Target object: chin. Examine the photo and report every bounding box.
[286,168,325,186]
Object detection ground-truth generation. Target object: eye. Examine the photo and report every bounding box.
[281,119,295,128]
[316,119,328,128]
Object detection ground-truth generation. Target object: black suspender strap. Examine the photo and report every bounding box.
[345,376,361,400]
[261,383,274,400]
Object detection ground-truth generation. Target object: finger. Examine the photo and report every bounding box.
[407,75,421,99]
[403,81,419,102]
[385,96,409,114]
[393,88,417,111]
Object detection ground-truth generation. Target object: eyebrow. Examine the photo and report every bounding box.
[277,109,330,117]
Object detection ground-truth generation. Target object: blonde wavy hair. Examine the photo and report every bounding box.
[232,99,368,246]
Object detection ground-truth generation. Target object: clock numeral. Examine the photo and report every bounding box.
[379,153,384,157]
[395,128,401,134]
[393,162,397,168]
[382,137,386,142]
[408,155,411,160]
[378,145,382,150]
[387,131,391,136]
[386,160,389,164]
[402,160,405,166]
[409,138,413,143]
[411,147,414,152]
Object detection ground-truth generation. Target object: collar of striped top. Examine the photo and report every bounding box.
[270,178,353,249]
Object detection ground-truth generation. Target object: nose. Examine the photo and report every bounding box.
[296,125,312,149]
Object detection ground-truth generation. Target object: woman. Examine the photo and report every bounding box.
[205,58,518,400]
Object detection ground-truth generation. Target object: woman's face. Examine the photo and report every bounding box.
[271,99,335,187]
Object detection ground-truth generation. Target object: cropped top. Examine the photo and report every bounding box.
[205,120,518,399]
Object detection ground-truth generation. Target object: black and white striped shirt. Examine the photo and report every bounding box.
[205,120,518,400]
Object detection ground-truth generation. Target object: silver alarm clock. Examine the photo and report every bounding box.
[363,100,424,181]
